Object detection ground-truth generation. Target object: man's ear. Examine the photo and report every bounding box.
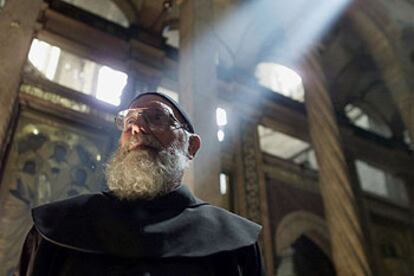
[187,134,201,160]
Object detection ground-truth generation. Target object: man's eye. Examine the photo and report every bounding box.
[125,118,135,125]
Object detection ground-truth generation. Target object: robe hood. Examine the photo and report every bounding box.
[32,185,261,258]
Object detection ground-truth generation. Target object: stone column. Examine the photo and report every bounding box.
[178,0,222,205]
[302,54,374,276]
[0,0,43,162]
[349,7,414,146]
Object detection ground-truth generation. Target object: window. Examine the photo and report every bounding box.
[345,104,392,138]
[162,26,179,48]
[28,39,61,80]
[95,66,127,105]
[61,0,129,27]
[255,63,305,102]
[219,173,229,195]
[356,160,408,205]
[216,107,228,142]
[219,172,232,210]
[258,125,318,170]
[28,39,127,106]
[0,0,6,9]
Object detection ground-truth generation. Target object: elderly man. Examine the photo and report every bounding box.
[18,92,264,275]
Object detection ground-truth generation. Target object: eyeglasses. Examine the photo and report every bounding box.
[115,107,187,132]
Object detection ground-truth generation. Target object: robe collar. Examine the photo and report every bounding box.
[33,185,262,258]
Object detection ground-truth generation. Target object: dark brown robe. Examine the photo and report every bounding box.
[18,185,264,276]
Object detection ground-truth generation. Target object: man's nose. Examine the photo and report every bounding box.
[129,120,149,136]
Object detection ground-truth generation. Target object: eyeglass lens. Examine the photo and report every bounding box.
[117,108,172,131]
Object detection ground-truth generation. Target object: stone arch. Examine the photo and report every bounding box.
[275,211,331,259]
[346,3,414,141]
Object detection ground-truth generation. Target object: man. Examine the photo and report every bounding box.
[17,92,264,275]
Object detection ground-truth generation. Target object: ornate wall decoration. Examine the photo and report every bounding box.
[240,120,262,224]
[21,84,91,114]
[20,83,115,123]
[0,109,110,276]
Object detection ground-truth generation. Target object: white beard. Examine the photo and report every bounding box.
[105,135,189,200]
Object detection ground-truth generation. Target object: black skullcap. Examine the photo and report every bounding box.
[128,92,195,133]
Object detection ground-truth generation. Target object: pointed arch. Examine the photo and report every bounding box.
[276,211,331,259]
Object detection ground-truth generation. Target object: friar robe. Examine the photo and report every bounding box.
[17,185,264,276]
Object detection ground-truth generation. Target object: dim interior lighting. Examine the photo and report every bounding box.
[216,107,228,126]
[219,173,228,195]
[96,66,127,106]
[217,129,225,142]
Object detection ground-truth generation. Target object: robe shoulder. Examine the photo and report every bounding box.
[32,192,261,258]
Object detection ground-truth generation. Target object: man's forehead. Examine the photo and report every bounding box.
[129,95,183,120]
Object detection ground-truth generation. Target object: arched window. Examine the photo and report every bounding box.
[255,63,305,102]
[345,104,392,138]
[61,0,129,27]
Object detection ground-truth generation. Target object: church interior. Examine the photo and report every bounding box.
[0,0,414,275]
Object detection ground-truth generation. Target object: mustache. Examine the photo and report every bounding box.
[125,134,163,151]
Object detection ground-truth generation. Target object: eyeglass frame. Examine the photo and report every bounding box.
[114,107,190,133]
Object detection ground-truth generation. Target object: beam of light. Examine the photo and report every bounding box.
[208,0,352,136]
[267,0,352,65]
[213,0,352,67]
[177,0,351,194]
[96,66,127,106]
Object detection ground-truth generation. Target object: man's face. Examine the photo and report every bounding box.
[119,95,187,153]
[105,95,200,200]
